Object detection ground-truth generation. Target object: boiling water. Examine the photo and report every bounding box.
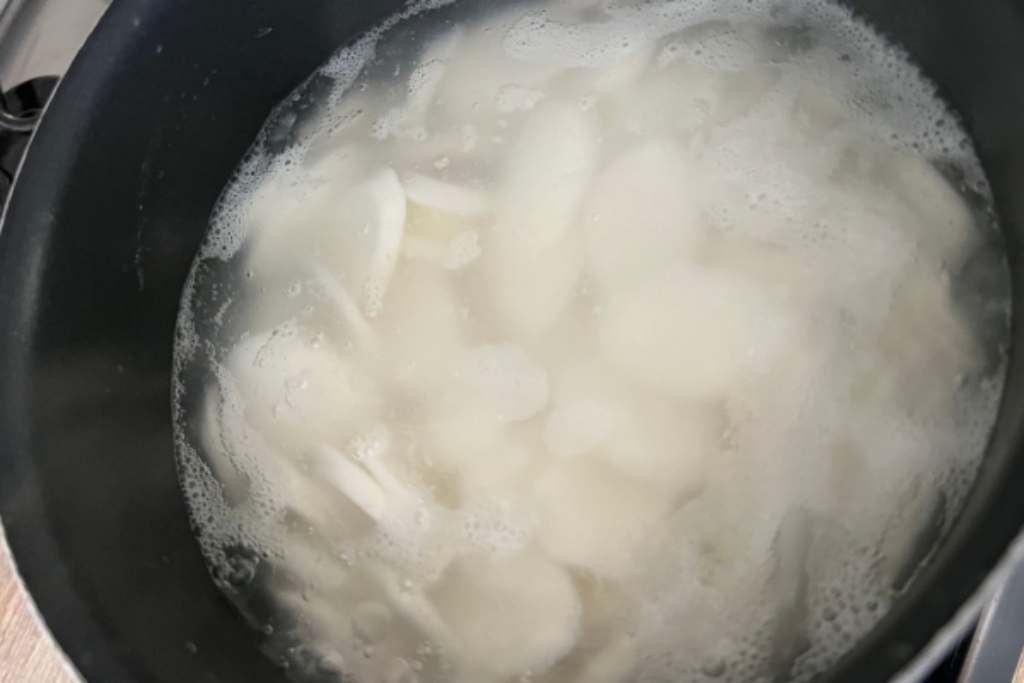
[173,0,1010,681]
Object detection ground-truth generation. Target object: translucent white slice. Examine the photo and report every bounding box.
[275,456,376,540]
[426,388,508,472]
[544,354,721,490]
[702,237,811,302]
[401,234,448,263]
[695,123,850,250]
[768,508,811,608]
[877,483,942,587]
[548,354,623,406]
[197,386,252,508]
[495,84,546,113]
[883,264,977,368]
[458,440,544,501]
[202,373,334,531]
[792,84,852,136]
[543,398,623,458]
[502,11,646,69]
[598,401,722,492]
[273,587,353,652]
[406,63,446,121]
[320,167,407,308]
[457,344,549,422]
[405,200,479,243]
[745,330,819,417]
[690,148,824,252]
[534,457,675,573]
[310,438,435,549]
[403,28,464,124]
[607,66,722,135]
[305,146,367,190]
[311,264,378,351]
[273,569,425,682]
[886,152,976,265]
[244,162,405,298]
[874,262,979,421]
[280,534,355,594]
[485,104,596,341]
[376,261,464,392]
[427,549,581,678]
[574,43,653,95]
[403,174,492,216]
[576,634,637,683]
[488,229,585,339]
[496,101,600,251]
[241,169,342,274]
[800,198,916,329]
[351,600,395,643]
[369,560,461,650]
[667,25,758,73]
[713,64,782,125]
[599,263,776,400]
[432,20,565,123]
[766,508,811,665]
[583,140,705,291]
[243,174,317,252]
[310,444,390,521]
[226,326,373,451]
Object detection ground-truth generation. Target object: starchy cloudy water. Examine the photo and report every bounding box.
[172,1,1010,681]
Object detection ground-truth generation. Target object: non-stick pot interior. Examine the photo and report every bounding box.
[2,1,1024,682]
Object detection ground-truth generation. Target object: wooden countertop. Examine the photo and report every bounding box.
[0,526,76,683]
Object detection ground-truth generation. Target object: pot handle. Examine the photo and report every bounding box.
[0,76,58,207]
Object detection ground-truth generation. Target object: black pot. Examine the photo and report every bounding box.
[2,0,1024,681]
